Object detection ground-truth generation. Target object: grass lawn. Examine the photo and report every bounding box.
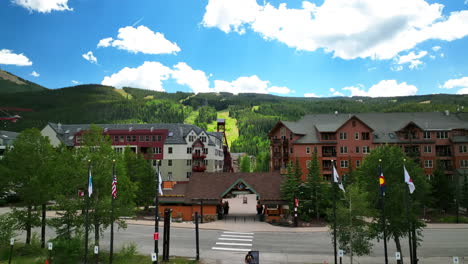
[114,88,133,99]
[206,111,238,147]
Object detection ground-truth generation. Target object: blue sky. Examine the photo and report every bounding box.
[1,0,468,97]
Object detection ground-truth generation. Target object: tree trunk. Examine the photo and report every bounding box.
[26,204,32,244]
[395,235,403,264]
[41,203,46,248]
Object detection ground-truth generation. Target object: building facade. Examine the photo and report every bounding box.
[269,112,468,181]
[0,130,19,159]
[42,122,226,181]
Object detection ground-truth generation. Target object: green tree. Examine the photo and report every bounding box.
[240,155,252,172]
[253,151,270,172]
[355,145,430,264]
[303,152,328,220]
[2,128,56,245]
[280,162,301,216]
[76,125,136,247]
[430,160,454,213]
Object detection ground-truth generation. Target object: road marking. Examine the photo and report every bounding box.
[212,247,251,252]
[223,231,254,235]
[219,238,253,242]
[216,242,252,246]
[221,234,253,238]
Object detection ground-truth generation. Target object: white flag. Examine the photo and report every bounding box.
[158,170,163,195]
[404,165,415,194]
[88,168,93,197]
[333,165,345,192]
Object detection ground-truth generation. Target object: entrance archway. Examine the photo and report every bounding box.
[220,179,259,221]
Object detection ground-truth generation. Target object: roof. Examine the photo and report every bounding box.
[46,122,219,147]
[273,112,468,144]
[183,172,284,204]
[159,182,188,204]
[0,130,19,145]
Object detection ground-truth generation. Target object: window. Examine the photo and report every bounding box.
[186,159,192,166]
[114,136,118,142]
[339,132,347,140]
[126,136,131,142]
[167,172,172,180]
[203,148,208,154]
[356,160,361,168]
[355,146,360,153]
[423,145,432,153]
[423,131,431,139]
[340,146,348,154]
[460,160,468,168]
[437,131,448,139]
[187,147,192,154]
[119,136,124,143]
[204,160,208,165]
[168,160,172,166]
[459,145,467,153]
[157,135,162,141]
[114,148,123,153]
[290,133,293,140]
[186,172,192,178]
[152,136,156,142]
[145,135,150,142]
[340,160,349,168]
[361,132,370,140]
[290,147,293,154]
[201,136,207,143]
[168,147,173,154]
[189,135,195,142]
[426,174,433,180]
[306,147,311,154]
[139,136,145,142]
[153,147,162,154]
[362,146,370,154]
[424,160,433,168]
[355,132,359,140]
[132,135,137,142]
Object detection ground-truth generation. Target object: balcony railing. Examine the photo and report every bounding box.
[322,152,337,157]
[192,153,207,159]
[192,165,207,172]
[436,151,452,157]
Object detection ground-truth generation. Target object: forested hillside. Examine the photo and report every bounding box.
[1,73,467,167]
[0,70,46,93]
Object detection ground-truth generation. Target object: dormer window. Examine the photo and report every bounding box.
[201,136,207,143]
[189,135,195,142]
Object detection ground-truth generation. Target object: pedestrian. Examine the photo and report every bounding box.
[223,201,229,215]
[256,202,263,215]
[245,251,254,264]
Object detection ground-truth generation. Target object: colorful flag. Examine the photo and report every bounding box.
[111,171,117,199]
[379,165,386,196]
[333,164,345,192]
[88,168,93,197]
[404,165,415,194]
[158,170,163,195]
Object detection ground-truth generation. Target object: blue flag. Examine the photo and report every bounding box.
[88,168,93,197]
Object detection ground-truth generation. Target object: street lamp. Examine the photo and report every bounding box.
[154,159,161,264]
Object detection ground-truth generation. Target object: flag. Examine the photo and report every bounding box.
[88,168,93,197]
[158,170,163,195]
[404,165,416,194]
[333,164,345,192]
[379,165,386,196]
[111,171,117,199]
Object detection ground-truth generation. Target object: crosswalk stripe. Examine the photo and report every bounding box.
[219,238,252,242]
[216,242,252,246]
[223,231,254,235]
[221,234,253,238]
[212,247,251,252]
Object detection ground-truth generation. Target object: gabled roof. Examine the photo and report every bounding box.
[46,122,218,147]
[277,112,468,144]
[0,130,19,145]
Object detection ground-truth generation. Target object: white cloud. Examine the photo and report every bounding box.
[304,93,321,97]
[12,0,72,13]
[202,0,468,60]
[329,88,344,96]
[30,71,39,77]
[442,76,468,94]
[82,51,97,64]
[391,65,404,71]
[97,37,113,48]
[98,26,180,55]
[432,45,441,52]
[396,50,428,69]
[0,49,32,66]
[171,62,212,94]
[343,80,418,97]
[102,61,172,91]
[71,80,80,85]
[101,61,291,95]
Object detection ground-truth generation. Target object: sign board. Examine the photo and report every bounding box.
[10,238,14,245]
[154,232,159,241]
[395,252,401,260]
[338,249,344,257]
[294,198,299,207]
[453,256,459,264]
[48,242,53,250]
[94,245,99,254]
[151,253,157,261]
[78,189,85,197]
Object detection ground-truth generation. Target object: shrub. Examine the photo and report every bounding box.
[0,213,16,247]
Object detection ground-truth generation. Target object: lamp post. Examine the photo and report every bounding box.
[153,160,161,264]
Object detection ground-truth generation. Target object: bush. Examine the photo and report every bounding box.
[50,235,84,263]
[0,213,16,247]
[118,242,138,258]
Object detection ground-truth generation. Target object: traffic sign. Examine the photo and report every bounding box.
[48,242,53,250]
[94,246,99,254]
[154,232,159,241]
[395,252,401,260]
[10,238,14,245]
[338,249,344,257]
[453,256,459,264]
[151,253,157,261]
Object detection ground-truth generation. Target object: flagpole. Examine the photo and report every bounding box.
[403,161,414,264]
[154,160,160,264]
[84,160,91,264]
[110,160,115,264]
[379,160,388,264]
[332,160,338,264]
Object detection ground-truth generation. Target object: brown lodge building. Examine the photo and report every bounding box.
[269,112,468,181]
[158,172,285,222]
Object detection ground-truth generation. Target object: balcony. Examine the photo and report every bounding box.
[192,153,206,159]
[271,139,289,146]
[322,151,337,157]
[192,165,206,172]
[273,152,281,158]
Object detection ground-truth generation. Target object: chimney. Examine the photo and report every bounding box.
[57,123,62,132]
[444,110,450,116]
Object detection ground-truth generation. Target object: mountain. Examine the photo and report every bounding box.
[0,70,47,93]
